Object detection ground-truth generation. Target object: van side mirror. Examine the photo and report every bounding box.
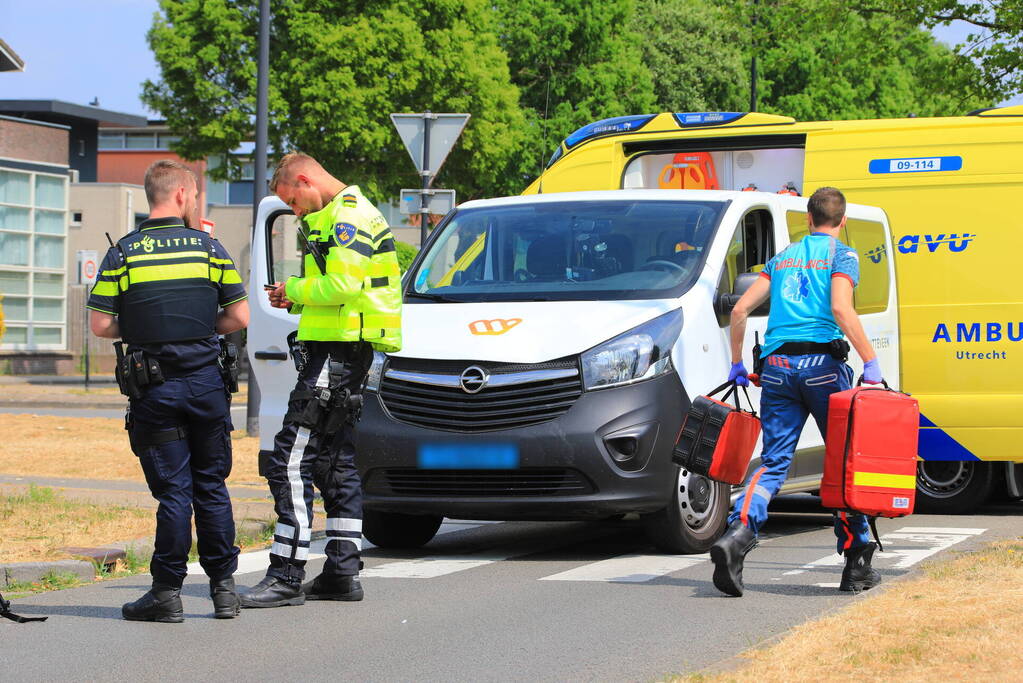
[715,272,770,316]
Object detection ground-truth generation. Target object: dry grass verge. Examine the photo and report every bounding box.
[0,414,261,483]
[1,485,154,562]
[677,538,1023,682]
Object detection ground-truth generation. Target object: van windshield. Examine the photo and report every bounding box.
[407,199,727,302]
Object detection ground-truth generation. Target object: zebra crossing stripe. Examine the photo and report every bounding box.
[539,553,709,583]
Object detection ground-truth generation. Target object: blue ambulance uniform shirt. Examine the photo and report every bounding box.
[760,232,859,356]
[87,217,247,372]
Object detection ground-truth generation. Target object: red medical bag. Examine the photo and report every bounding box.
[820,384,920,517]
[672,381,761,485]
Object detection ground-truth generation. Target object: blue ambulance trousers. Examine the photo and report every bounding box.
[727,353,871,554]
[128,364,239,587]
[264,341,372,583]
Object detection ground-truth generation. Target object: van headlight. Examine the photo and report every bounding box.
[581,310,683,390]
[365,351,386,392]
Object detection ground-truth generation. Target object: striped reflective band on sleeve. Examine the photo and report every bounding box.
[209,266,244,284]
[367,261,400,278]
[325,517,363,551]
[91,280,122,296]
[852,471,917,490]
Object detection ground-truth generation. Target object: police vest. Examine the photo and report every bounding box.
[115,226,220,345]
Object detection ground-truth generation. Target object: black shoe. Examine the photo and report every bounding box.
[238,575,306,608]
[302,574,364,602]
[840,542,882,592]
[710,521,758,597]
[122,583,184,623]
[210,576,240,618]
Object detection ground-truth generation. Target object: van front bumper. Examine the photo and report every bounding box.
[355,370,688,520]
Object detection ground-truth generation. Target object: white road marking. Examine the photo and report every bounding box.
[539,553,709,583]
[362,553,517,579]
[187,521,483,576]
[807,526,986,587]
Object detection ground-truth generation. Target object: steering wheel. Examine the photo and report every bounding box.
[514,268,533,282]
[640,259,687,275]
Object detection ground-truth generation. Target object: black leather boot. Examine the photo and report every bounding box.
[238,575,305,608]
[840,542,882,592]
[210,576,240,618]
[122,583,184,623]
[710,521,758,597]
[302,574,364,602]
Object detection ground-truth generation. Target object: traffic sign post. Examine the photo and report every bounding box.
[390,112,469,245]
[77,250,98,390]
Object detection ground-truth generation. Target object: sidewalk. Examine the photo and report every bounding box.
[0,376,248,409]
[0,472,322,587]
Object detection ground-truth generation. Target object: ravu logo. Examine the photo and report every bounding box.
[898,233,975,254]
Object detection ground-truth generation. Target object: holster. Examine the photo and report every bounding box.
[128,423,187,455]
[829,338,851,362]
[752,331,764,377]
[284,359,364,435]
[217,338,240,393]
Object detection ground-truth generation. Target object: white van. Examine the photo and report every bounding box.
[248,189,899,552]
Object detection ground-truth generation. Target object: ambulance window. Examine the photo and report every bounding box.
[786,210,808,243]
[267,213,305,282]
[717,208,774,321]
[842,218,890,314]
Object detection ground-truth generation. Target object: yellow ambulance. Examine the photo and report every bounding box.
[524,107,1023,514]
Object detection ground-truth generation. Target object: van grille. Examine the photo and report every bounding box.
[363,468,594,497]
[378,357,583,433]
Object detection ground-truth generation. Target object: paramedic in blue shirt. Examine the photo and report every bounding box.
[710,186,884,597]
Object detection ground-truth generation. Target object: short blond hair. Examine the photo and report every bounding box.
[144,160,196,206]
[270,152,322,192]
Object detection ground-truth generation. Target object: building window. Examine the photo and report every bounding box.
[0,167,68,351]
[98,133,125,149]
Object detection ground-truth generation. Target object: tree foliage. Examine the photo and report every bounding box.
[143,0,1009,200]
[854,0,1023,103]
[144,0,528,199]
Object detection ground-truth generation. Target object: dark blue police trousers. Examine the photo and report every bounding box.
[128,364,239,587]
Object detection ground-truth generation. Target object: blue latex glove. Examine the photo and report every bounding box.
[862,358,883,385]
[728,361,750,387]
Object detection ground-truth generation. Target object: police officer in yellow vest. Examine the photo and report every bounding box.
[239,153,401,607]
[89,160,249,621]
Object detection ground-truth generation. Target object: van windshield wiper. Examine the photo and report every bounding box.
[405,291,462,303]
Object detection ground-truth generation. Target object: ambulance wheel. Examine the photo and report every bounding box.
[362,510,443,548]
[642,466,729,554]
[915,461,994,514]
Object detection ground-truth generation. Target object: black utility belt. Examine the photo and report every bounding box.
[114,343,164,399]
[772,339,850,360]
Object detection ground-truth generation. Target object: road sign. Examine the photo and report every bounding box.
[400,189,456,215]
[77,250,99,286]
[390,113,470,177]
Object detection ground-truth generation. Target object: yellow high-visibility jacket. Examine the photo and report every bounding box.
[285,186,402,351]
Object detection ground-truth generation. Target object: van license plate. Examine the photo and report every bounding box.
[417,443,519,469]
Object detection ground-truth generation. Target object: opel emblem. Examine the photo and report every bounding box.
[459,365,489,394]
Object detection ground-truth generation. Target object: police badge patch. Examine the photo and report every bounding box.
[334,222,357,247]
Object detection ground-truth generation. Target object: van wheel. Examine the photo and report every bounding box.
[642,466,729,554]
[915,461,993,514]
[362,510,443,548]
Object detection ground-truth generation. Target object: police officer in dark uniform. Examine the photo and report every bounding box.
[88,160,249,622]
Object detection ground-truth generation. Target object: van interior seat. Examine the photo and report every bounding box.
[598,233,634,273]
[527,234,567,280]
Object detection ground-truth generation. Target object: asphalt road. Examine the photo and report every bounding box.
[4,496,1020,682]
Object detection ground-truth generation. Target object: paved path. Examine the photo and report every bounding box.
[3,498,1021,682]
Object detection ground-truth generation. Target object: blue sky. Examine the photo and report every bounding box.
[1,0,1019,118]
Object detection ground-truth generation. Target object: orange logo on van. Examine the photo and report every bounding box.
[468,318,522,336]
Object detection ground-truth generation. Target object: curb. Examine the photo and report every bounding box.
[1,560,96,587]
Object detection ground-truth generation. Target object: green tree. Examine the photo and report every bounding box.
[722,0,997,120]
[630,0,749,113]
[854,0,1023,103]
[495,0,658,176]
[143,0,529,200]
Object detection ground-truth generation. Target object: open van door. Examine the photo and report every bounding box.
[247,197,302,461]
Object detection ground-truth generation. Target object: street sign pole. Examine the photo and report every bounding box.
[77,250,98,391]
[390,112,470,245]
[420,112,433,245]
